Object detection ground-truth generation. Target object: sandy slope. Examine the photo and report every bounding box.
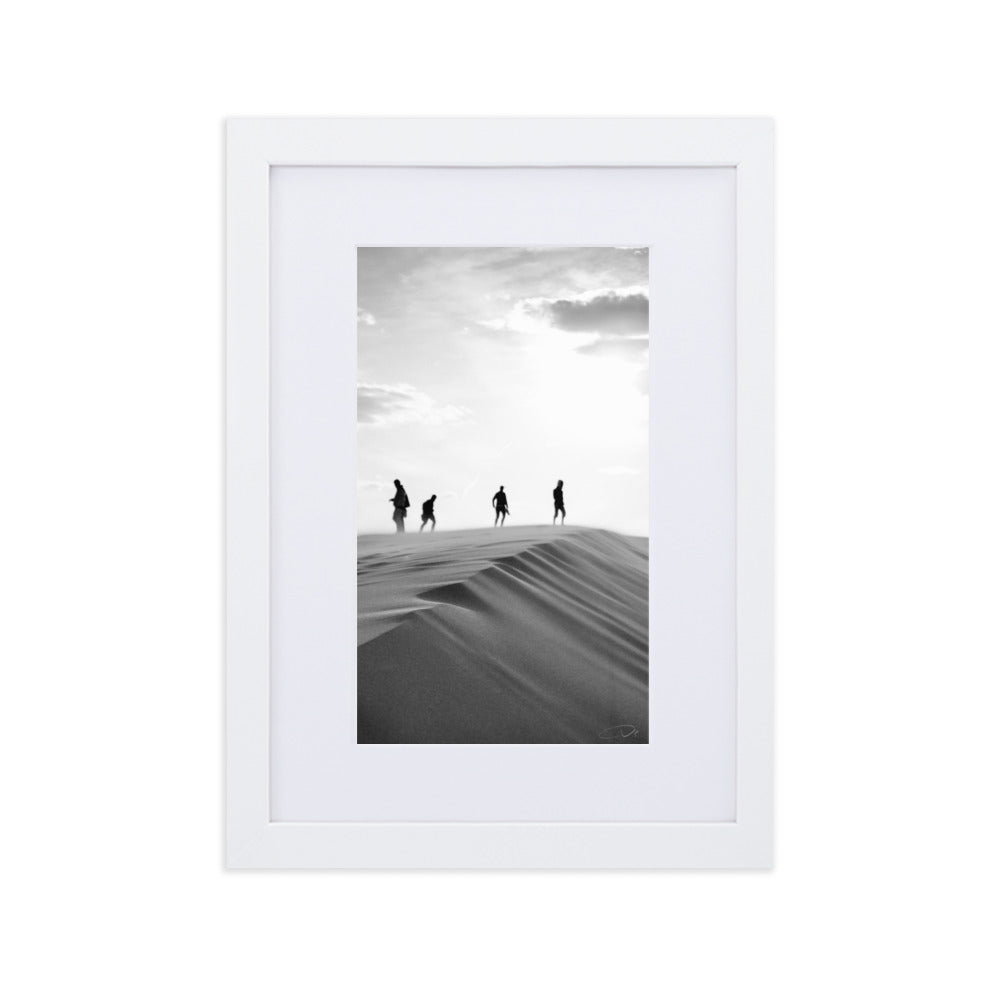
[357,526,648,743]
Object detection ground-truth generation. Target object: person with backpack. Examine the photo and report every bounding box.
[390,479,409,533]
[420,494,437,531]
[492,485,510,527]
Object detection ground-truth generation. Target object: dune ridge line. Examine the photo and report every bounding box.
[357,527,649,744]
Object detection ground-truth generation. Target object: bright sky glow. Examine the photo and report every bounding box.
[357,247,649,535]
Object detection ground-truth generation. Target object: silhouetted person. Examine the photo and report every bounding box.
[553,479,566,525]
[390,479,409,533]
[492,485,509,526]
[420,494,437,531]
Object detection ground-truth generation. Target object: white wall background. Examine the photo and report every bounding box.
[1,2,997,997]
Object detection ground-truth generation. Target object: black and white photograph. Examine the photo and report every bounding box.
[356,247,650,743]
[8,0,1000,989]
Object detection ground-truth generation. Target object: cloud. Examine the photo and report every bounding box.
[576,335,649,358]
[543,290,648,335]
[475,287,649,347]
[477,286,650,358]
[357,383,467,427]
[357,308,376,326]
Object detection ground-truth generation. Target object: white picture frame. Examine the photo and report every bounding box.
[227,117,773,868]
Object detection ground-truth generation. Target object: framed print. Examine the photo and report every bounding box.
[227,118,773,868]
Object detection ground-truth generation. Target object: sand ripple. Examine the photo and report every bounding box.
[357,527,648,743]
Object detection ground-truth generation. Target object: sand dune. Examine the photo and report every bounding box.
[357,526,648,743]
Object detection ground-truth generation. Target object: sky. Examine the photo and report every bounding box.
[357,247,649,535]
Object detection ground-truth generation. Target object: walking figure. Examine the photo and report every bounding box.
[420,494,437,531]
[553,479,566,525]
[492,485,510,526]
[390,479,409,533]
